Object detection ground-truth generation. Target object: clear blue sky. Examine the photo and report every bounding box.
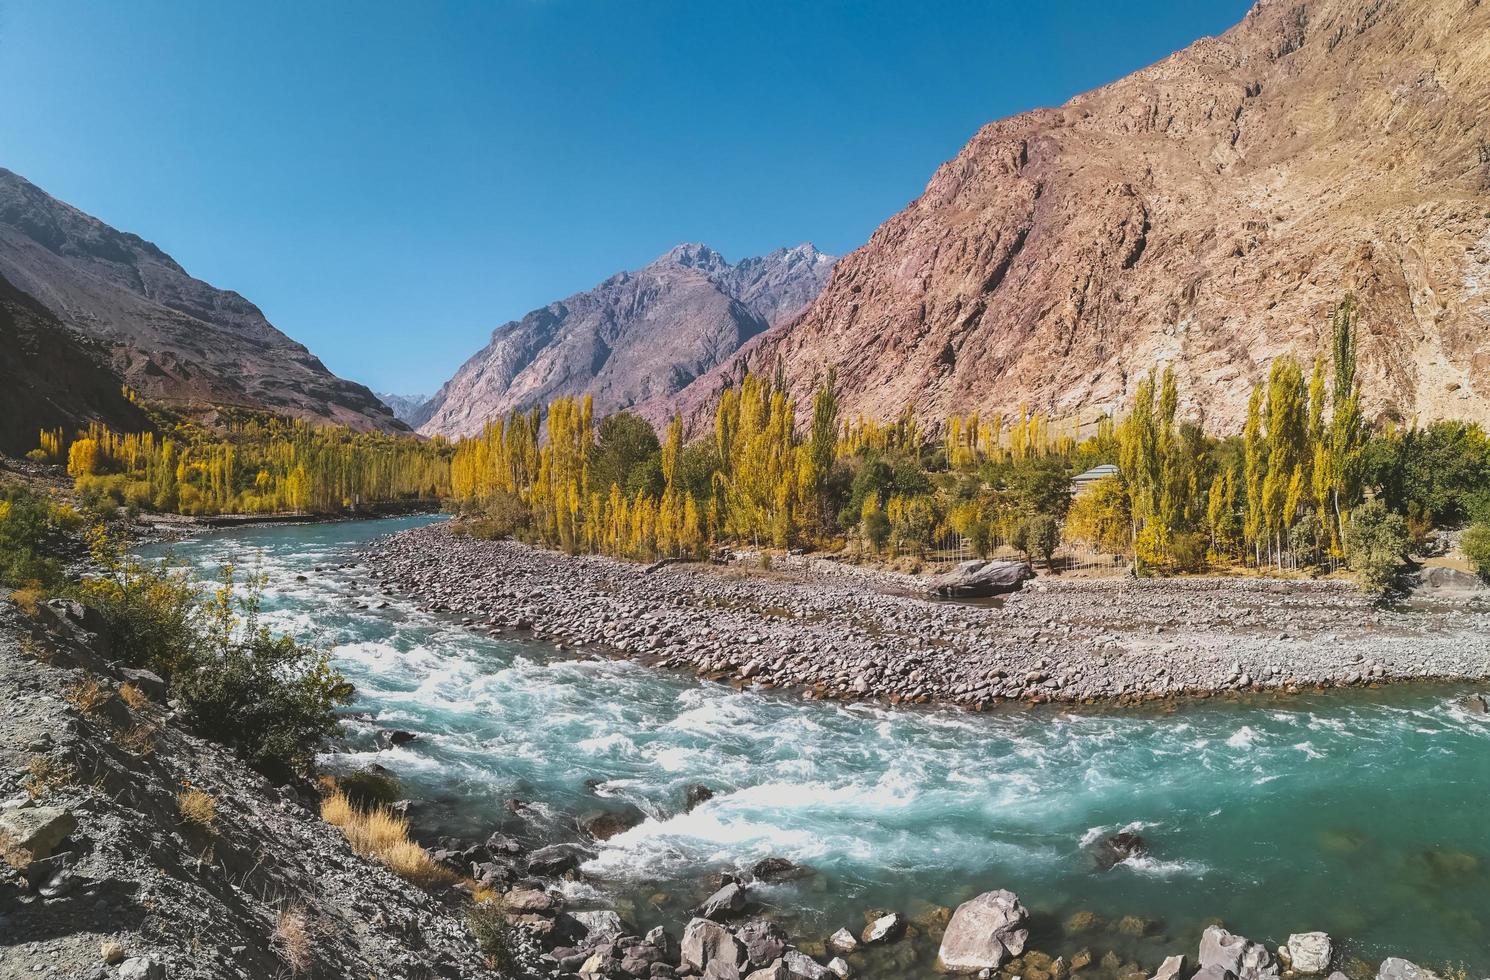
[0,0,1252,395]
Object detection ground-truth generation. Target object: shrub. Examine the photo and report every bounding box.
[1463,523,1490,581]
[337,768,402,809]
[70,531,200,677]
[0,485,68,589]
[177,788,217,829]
[117,723,157,757]
[1345,499,1410,592]
[1170,532,1209,573]
[468,896,532,977]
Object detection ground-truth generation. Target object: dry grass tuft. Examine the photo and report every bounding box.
[272,905,314,974]
[22,755,76,799]
[118,722,157,756]
[319,788,456,889]
[10,585,43,616]
[319,789,355,827]
[177,788,217,829]
[66,677,111,715]
[117,682,149,710]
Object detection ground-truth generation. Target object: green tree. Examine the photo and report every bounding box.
[589,411,661,497]
[1462,523,1490,581]
[1344,499,1409,592]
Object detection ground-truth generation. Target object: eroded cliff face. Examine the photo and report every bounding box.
[672,0,1490,432]
[416,243,834,437]
[0,169,406,433]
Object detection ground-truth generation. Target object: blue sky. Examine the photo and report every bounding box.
[0,0,1251,395]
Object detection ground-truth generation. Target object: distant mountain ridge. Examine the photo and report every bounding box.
[415,242,835,437]
[668,0,1490,432]
[374,393,430,426]
[0,168,406,433]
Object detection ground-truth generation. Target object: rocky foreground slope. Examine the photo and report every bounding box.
[416,244,834,438]
[672,0,1490,432]
[0,168,405,434]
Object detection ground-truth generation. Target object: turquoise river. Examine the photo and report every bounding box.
[143,515,1490,977]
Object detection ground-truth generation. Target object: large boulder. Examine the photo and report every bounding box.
[681,917,744,974]
[0,806,77,871]
[1282,933,1333,975]
[1199,926,1279,980]
[1377,960,1442,980]
[928,560,1033,599]
[936,889,1029,972]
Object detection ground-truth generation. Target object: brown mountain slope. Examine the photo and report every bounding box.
[416,243,834,437]
[0,272,150,455]
[670,0,1490,432]
[0,169,406,433]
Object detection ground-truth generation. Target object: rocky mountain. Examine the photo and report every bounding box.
[0,168,406,433]
[0,272,151,455]
[374,392,429,426]
[415,243,834,437]
[671,0,1490,432]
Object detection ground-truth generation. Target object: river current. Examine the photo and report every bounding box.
[142,515,1490,975]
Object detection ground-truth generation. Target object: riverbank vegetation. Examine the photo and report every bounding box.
[0,485,351,779]
[33,410,452,516]
[443,296,1489,590]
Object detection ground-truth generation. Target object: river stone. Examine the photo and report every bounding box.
[1150,955,1185,980]
[827,956,851,978]
[527,842,590,876]
[571,909,623,941]
[751,856,809,882]
[0,806,77,871]
[783,949,832,979]
[860,911,905,944]
[1377,960,1442,980]
[504,887,559,913]
[1199,925,1279,980]
[117,959,165,980]
[827,928,859,954]
[937,889,1029,972]
[1282,933,1332,974]
[736,919,788,966]
[745,961,792,980]
[681,917,743,973]
[1193,968,1239,980]
[699,881,748,920]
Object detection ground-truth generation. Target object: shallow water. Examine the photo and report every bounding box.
[143,516,1490,975]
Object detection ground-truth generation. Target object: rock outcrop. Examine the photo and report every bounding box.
[417,243,835,437]
[672,0,1490,433]
[0,168,405,433]
[0,271,151,454]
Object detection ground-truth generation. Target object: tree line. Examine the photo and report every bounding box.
[37,412,452,516]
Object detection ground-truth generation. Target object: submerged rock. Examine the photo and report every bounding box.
[1377,960,1442,980]
[1151,955,1186,980]
[937,889,1029,972]
[751,856,810,882]
[1089,831,1148,871]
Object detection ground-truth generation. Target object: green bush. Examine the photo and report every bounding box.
[1023,514,1060,569]
[1462,523,1490,581]
[0,485,69,589]
[173,565,353,782]
[1344,500,1410,592]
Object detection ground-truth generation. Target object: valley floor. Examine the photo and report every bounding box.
[362,524,1490,709]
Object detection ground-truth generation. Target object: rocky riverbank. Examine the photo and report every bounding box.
[360,524,1490,709]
